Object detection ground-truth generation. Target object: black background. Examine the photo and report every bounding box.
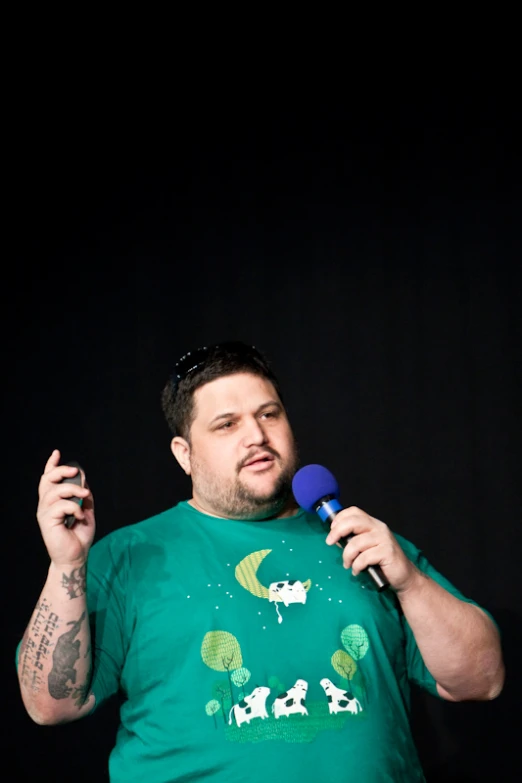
[5,90,521,780]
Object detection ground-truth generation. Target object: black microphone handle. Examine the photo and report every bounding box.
[338,532,389,592]
[318,499,389,592]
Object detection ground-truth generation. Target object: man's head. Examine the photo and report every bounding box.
[161,342,299,520]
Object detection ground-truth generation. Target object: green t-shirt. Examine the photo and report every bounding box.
[85,501,483,782]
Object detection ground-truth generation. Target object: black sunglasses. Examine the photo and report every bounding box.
[173,341,260,383]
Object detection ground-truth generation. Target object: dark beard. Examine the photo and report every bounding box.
[191,442,301,521]
[228,464,296,520]
[211,446,300,520]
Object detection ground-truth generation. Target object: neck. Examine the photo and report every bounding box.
[188,496,300,520]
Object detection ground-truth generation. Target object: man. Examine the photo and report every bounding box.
[17,341,504,782]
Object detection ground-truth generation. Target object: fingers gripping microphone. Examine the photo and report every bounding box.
[292,464,389,591]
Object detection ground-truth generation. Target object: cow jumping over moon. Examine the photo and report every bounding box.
[235,549,312,623]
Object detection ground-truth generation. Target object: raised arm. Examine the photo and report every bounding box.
[18,450,96,724]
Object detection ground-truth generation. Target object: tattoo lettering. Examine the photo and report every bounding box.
[61,565,86,599]
[48,612,86,699]
[19,627,35,689]
[19,599,60,693]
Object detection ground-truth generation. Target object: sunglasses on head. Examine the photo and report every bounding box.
[173,341,260,383]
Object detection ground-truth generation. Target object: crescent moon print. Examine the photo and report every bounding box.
[235,549,312,601]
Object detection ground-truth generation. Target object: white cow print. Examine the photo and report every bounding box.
[268,579,307,623]
[320,678,363,715]
[272,678,309,719]
[228,686,270,727]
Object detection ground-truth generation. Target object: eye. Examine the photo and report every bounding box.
[261,409,279,420]
[218,421,235,430]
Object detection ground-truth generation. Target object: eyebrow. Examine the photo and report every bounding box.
[208,400,282,428]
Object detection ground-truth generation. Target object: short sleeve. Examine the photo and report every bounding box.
[395,534,498,698]
[86,531,131,711]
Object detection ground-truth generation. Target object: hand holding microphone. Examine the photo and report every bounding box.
[292,465,418,593]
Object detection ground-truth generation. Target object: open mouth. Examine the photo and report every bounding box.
[243,455,275,470]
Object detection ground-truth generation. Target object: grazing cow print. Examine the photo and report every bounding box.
[229,686,270,727]
[272,678,309,719]
[320,678,363,715]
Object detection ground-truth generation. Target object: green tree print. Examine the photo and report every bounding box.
[212,680,232,724]
[231,667,251,698]
[340,624,369,705]
[202,631,243,708]
[268,675,285,694]
[331,649,357,681]
[205,699,221,728]
[340,624,369,660]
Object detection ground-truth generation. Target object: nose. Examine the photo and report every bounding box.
[242,416,268,448]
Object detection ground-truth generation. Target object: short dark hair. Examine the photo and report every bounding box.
[161,341,284,440]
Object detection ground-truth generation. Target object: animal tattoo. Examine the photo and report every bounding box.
[48,612,86,699]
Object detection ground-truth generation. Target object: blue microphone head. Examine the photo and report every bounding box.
[292,464,340,512]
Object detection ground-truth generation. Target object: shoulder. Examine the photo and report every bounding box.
[88,502,188,566]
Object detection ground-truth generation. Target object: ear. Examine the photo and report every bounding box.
[171,436,191,475]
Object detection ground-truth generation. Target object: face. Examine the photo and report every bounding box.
[172,372,299,520]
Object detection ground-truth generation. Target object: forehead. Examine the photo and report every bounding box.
[193,373,280,422]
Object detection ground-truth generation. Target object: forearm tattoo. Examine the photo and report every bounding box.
[61,565,86,599]
[48,612,87,700]
[19,598,60,694]
[20,603,91,708]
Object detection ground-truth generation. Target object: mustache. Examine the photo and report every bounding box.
[237,446,281,472]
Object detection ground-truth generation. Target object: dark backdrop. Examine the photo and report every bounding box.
[5,98,521,781]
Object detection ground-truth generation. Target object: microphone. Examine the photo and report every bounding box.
[292,464,389,591]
